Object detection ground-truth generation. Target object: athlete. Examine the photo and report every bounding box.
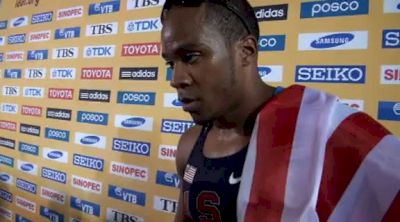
[160,0,400,221]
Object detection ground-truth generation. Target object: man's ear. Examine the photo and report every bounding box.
[238,35,258,66]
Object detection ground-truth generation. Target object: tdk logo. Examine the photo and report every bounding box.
[31,11,53,24]
[0,20,7,29]
[383,29,400,48]
[79,89,111,102]
[20,123,41,136]
[161,119,195,134]
[1,103,18,114]
[378,101,400,121]
[43,147,68,164]
[89,0,120,15]
[384,0,400,13]
[27,49,48,60]
[18,160,37,175]
[106,208,144,222]
[77,111,108,126]
[4,69,22,78]
[298,31,368,50]
[112,138,151,156]
[73,153,104,171]
[19,142,39,156]
[23,87,44,98]
[46,108,72,121]
[25,68,46,79]
[45,127,70,142]
[156,170,180,188]
[55,27,81,40]
[296,65,366,83]
[84,45,115,58]
[117,91,156,105]
[0,188,12,202]
[86,22,118,36]
[127,0,165,10]
[0,172,13,185]
[40,207,64,222]
[16,178,37,194]
[70,196,101,217]
[50,68,76,79]
[108,185,146,206]
[0,137,15,149]
[115,115,154,131]
[120,67,158,80]
[7,33,26,44]
[163,93,182,108]
[124,18,161,33]
[258,35,286,51]
[75,132,106,149]
[16,214,32,222]
[300,0,368,18]
[2,86,20,96]
[0,154,14,168]
[381,65,400,84]
[41,167,67,184]
[258,65,283,82]
[253,4,288,21]
[11,16,28,28]
[52,47,78,59]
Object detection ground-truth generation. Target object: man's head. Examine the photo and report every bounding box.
[161,0,260,125]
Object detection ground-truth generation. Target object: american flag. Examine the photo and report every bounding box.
[237,85,400,222]
[183,164,197,184]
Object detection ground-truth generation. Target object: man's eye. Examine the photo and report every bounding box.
[182,53,200,64]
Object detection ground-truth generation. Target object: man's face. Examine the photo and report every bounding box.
[161,6,242,124]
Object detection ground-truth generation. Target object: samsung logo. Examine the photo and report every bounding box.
[115,115,154,131]
[119,67,158,80]
[45,127,70,142]
[11,16,28,28]
[0,36,4,45]
[112,138,150,156]
[117,91,156,105]
[7,33,26,44]
[77,111,108,125]
[299,31,368,50]
[18,160,37,175]
[254,4,288,21]
[163,93,182,108]
[74,132,106,149]
[19,142,39,155]
[1,103,18,114]
[27,49,48,60]
[4,69,21,78]
[81,136,100,145]
[300,0,368,18]
[84,45,115,58]
[0,172,13,185]
[46,108,72,121]
[73,153,104,171]
[89,0,120,15]
[41,167,67,184]
[16,178,37,194]
[108,185,146,206]
[161,119,195,134]
[31,11,53,24]
[55,26,81,40]
[43,147,68,163]
[0,154,14,167]
[382,29,400,48]
[295,65,366,83]
[0,137,15,149]
[378,101,400,121]
[70,196,101,217]
[40,207,64,222]
[50,68,76,79]
[384,0,400,13]
[258,35,286,51]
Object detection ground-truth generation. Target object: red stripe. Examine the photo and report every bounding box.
[244,85,305,222]
[316,112,390,221]
[382,191,400,222]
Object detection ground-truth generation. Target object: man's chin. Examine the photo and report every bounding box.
[190,113,212,126]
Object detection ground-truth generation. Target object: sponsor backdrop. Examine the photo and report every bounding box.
[0,0,399,221]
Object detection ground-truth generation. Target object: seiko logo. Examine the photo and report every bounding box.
[383,29,400,48]
[0,207,12,220]
[16,178,37,194]
[55,26,81,39]
[48,88,74,100]
[299,31,368,50]
[120,67,158,80]
[301,0,368,18]
[70,196,101,217]
[51,68,76,79]
[163,93,182,108]
[81,67,112,79]
[28,30,50,42]
[16,196,36,213]
[295,65,366,83]
[2,86,20,96]
[384,0,400,13]
[21,105,42,117]
[258,35,286,51]
[0,188,12,202]
[52,47,78,59]
[381,65,400,84]
[15,0,40,7]
[73,154,104,171]
[77,111,108,125]
[378,101,400,121]
[7,33,26,44]
[57,6,83,20]
[4,69,21,78]
[20,123,41,136]
[40,207,64,222]
[106,208,144,222]
[0,120,17,131]
[108,185,146,206]
[46,108,72,120]
[84,45,115,58]
[86,22,118,36]
[117,91,156,105]
[31,11,53,24]
[41,167,67,184]
[25,68,46,79]
[153,196,177,213]
[127,0,165,10]
[6,51,24,61]
[158,145,177,161]
[0,172,13,184]
[75,132,106,149]
[19,142,39,155]
[254,4,288,21]
[18,160,37,175]
[0,137,15,149]
[23,87,44,98]
[79,89,110,102]
[27,49,48,60]
[161,119,195,134]
[156,170,180,188]
[89,0,120,15]
[112,138,151,156]
[0,154,14,167]
[43,148,68,163]
[71,175,102,194]
[110,161,148,181]
[124,18,161,33]
[1,103,18,114]
[122,42,160,56]
[40,186,65,205]
[45,127,70,142]
[11,16,28,28]
[115,115,153,131]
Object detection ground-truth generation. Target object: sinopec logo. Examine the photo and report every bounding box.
[81,67,112,79]
[115,115,153,131]
[112,138,151,156]
[127,0,165,10]
[86,22,118,36]
[40,207,64,222]
[79,89,110,102]
[107,208,144,222]
[120,67,158,80]
[0,120,17,131]
[15,196,36,213]
[77,111,108,126]
[124,18,161,33]
[45,127,70,142]
[73,154,104,171]
[28,30,50,42]
[70,196,101,217]
[108,184,146,206]
[7,33,26,44]
[258,35,286,51]
[27,49,48,60]
[10,16,28,28]
[161,119,195,134]
[117,91,156,105]
[158,145,177,161]
[71,174,102,194]
[253,4,288,21]
[300,0,368,18]
[48,88,74,100]
[381,65,400,84]
[31,11,53,24]
[46,108,72,121]
[122,42,160,56]
[382,29,400,48]
[298,31,368,50]
[51,68,76,79]
[1,103,18,114]
[6,51,24,62]
[21,105,42,117]
[89,0,120,15]
[52,47,78,59]
[41,167,67,184]
[20,123,41,136]
[295,65,366,83]
[57,6,83,20]
[40,186,66,205]
[378,101,400,121]
[110,161,148,181]
[55,26,81,40]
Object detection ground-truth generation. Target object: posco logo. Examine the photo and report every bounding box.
[77,111,108,125]
[19,142,39,155]
[258,35,286,51]
[117,91,156,105]
[300,0,369,18]
[299,31,368,50]
[45,128,70,142]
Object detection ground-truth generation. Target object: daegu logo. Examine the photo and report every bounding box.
[50,68,76,79]
[40,206,64,222]
[0,20,7,29]
[163,93,182,108]
[117,91,156,105]
[295,65,366,83]
[55,27,81,40]
[124,17,161,33]
[84,45,115,58]
[11,16,28,28]
[0,188,12,202]
[108,184,146,206]
[16,214,32,222]
[57,6,83,20]
[0,154,14,167]
[4,69,22,78]
[31,11,53,24]
[258,35,286,51]
[73,153,104,171]
[16,178,37,194]
[114,115,153,131]
[0,206,12,220]
[1,103,18,114]
[156,170,180,188]
[70,196,101,217]
[89,0,120,15]
[298,31,368,50]
[161,119,195,134]
[300,0,368,18]
[382,29,400,48]
[71,174,102,194]
[110,161,148,181]
[28,30,51,42]
[121,42,160,56]
[258,65,283,82]
[17,160,37,175]
[112,138,151,156]
[27,49,48,60]
[19,142,39,156]
[43,147,68,164]
[158,145,177,161]
[45,127,70,142]
[74,132,106,149]
[0,172,13,185]
[107,208,144,222]
[384,0,400,13]
[7,33,26,44]
[127,0,165,10]
[41,167,67,184]
[381,65,400,84]
[77,111,108,126]
[15,196,36,213]
[40,186,66,205]
[378,101,400,121]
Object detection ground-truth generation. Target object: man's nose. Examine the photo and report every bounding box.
[170,62,192,89]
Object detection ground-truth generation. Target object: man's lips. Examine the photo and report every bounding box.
[178,97,198,112]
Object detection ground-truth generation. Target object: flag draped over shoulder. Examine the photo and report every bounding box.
[237,85,400,222]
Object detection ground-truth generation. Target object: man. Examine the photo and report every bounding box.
[160,1,400,221]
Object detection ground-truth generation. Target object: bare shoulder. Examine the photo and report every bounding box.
[175,125,202,176]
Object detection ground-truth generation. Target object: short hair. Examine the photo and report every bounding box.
[161,0,260,45]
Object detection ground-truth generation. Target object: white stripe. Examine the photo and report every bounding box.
[237,115,260,222]
[282,88,353,222]
[329,135,400,222]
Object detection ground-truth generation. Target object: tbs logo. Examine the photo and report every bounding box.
[89,0,120,15]
[52,47,78,59]
[300,0,368,18]
[127,0,165,10]
[106,208,144,222]
[86,22,118,36]
[0,173,13,185]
